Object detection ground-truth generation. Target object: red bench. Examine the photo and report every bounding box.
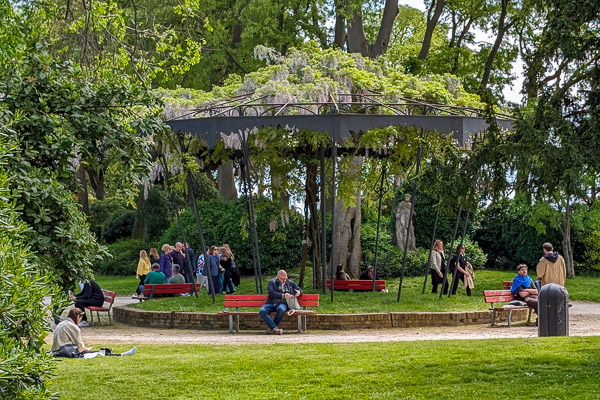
[326,279,386,291]
[484,289,533,327]
[133,283,203,300]
[218,294,319,333]
[85,289,116,325]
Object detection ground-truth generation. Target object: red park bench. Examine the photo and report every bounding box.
[85,289,116,325]
[132,283,203,301]
[326,279,386,291]
[484,289,534,327]
[218,294,319,333]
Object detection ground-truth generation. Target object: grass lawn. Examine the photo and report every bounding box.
[50,337,600,400]
[93,270,600,313]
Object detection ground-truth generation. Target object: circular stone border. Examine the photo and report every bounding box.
[113,306,530,330]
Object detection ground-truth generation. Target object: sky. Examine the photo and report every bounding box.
[399,0,524,104]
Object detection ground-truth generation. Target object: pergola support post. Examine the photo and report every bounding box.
[439,206,462,299]
[320,145,327,295]
[422,204,441,294]
[397,138,424,302]
[372,163,388,291]
[448,209,471,298]
[330,142,337,302]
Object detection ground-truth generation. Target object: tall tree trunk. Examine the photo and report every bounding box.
[418,0,446,60]
[560,201,575,277]
[331,156,362,277]
[217,160,238,200]
[76,163,90,215]
[481,0,511,88]
[334,1,346,49]
[345,0,398,58]
[87,168,105,200]
[306,160,322,288]
[131,186,146,239]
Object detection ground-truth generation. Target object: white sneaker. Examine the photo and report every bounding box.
[121,347,136,356]
[78,321,89,327]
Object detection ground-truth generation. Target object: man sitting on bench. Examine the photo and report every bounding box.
[259,270,302,335]
[510,264,539,315]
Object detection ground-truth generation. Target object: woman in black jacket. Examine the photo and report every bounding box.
[69,280,105,326]
[220,246,236,294]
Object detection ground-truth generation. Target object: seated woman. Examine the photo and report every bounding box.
[51,308,90,357]
[335,264,350,280]
[69,279,104,327]
[510,264,538,314]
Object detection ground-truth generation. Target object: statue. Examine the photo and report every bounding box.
[394,194,417,252]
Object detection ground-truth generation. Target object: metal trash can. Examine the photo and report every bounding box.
[538,283,569,337]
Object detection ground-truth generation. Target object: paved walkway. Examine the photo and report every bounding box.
[50,300,599,346]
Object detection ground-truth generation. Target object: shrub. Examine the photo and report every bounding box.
[95,238,150,275]
[101,208,136,244]
[89,198,128,238]
[160,198,303,275]
[474,199,561,269]
[141,186,171,241]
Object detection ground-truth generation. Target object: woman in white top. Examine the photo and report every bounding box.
[430,239,448,294]
[51,308,90,356]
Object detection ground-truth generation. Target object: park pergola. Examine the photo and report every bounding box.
[166,93,513,302]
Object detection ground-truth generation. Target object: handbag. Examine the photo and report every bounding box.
[55,344,79,358]
[286,296,302,311]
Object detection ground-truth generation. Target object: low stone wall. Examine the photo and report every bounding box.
[114,306,530,330]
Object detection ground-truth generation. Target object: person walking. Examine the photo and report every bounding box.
[449,244,474,296]
[135,250,151,296]
[430,239,448,294]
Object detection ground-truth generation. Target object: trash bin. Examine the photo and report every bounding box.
[538,283,569,337]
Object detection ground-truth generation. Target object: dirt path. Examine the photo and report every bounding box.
[51,301,599,346]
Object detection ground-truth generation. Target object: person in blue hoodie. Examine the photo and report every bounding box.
[510,264,538,314]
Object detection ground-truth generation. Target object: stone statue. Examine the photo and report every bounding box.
[394,194,417,252]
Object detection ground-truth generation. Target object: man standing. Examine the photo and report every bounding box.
[185,242,196,283]
[536,242,567,287]
[204,246,221,294]
[259,270,302,335]
[171,242,188,282]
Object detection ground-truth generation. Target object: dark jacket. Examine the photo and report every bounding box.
[186,247,196,272]
[159,252,172,281]
[203,254,219,277]
[220,257,232,271]
[450,254,467,275]
[266,277,302,305]
[76,280,104,302]
[171,250,186,275]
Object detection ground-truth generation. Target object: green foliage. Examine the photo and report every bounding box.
[139,186,172,242]
[89,198,129,238]
[101,208,136,244]
[0,116,58,399]
[94,238,151,276]
[474,199,562,269]
[160,198,302,275]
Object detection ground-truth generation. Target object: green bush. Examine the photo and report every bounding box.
[89,198,128,238]
[101,208,136,244]
[474,199,561,269]
[95,238,150,275]
[140,186,171,241]
[160,198,303,275]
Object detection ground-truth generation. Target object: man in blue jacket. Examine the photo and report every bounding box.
[259,270,302,335]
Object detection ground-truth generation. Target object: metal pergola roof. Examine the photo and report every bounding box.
[165,94,514,303]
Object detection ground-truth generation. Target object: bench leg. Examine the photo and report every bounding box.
[108,311,112,326]
[89,309,94,325]
[508,310,513,327]
[491,310,496,327]
[97,311,101,325]
[527,308,532,324]
[297,315,301,333]
[228,315,233,333]
[236,315,239,333]
[304,315,307,332]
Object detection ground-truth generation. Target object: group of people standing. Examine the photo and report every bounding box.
[429,240,475,296]
[135,242,240,296]
[135,242,197,295]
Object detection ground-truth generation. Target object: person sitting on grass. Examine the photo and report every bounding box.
[169,264,186,284]
[259,270,302,335]
[51,308,90,357]
[510,264,539,315]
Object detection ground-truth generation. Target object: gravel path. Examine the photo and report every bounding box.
[49,300,599,346]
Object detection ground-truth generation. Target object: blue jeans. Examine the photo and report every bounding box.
[259,303,288,330]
